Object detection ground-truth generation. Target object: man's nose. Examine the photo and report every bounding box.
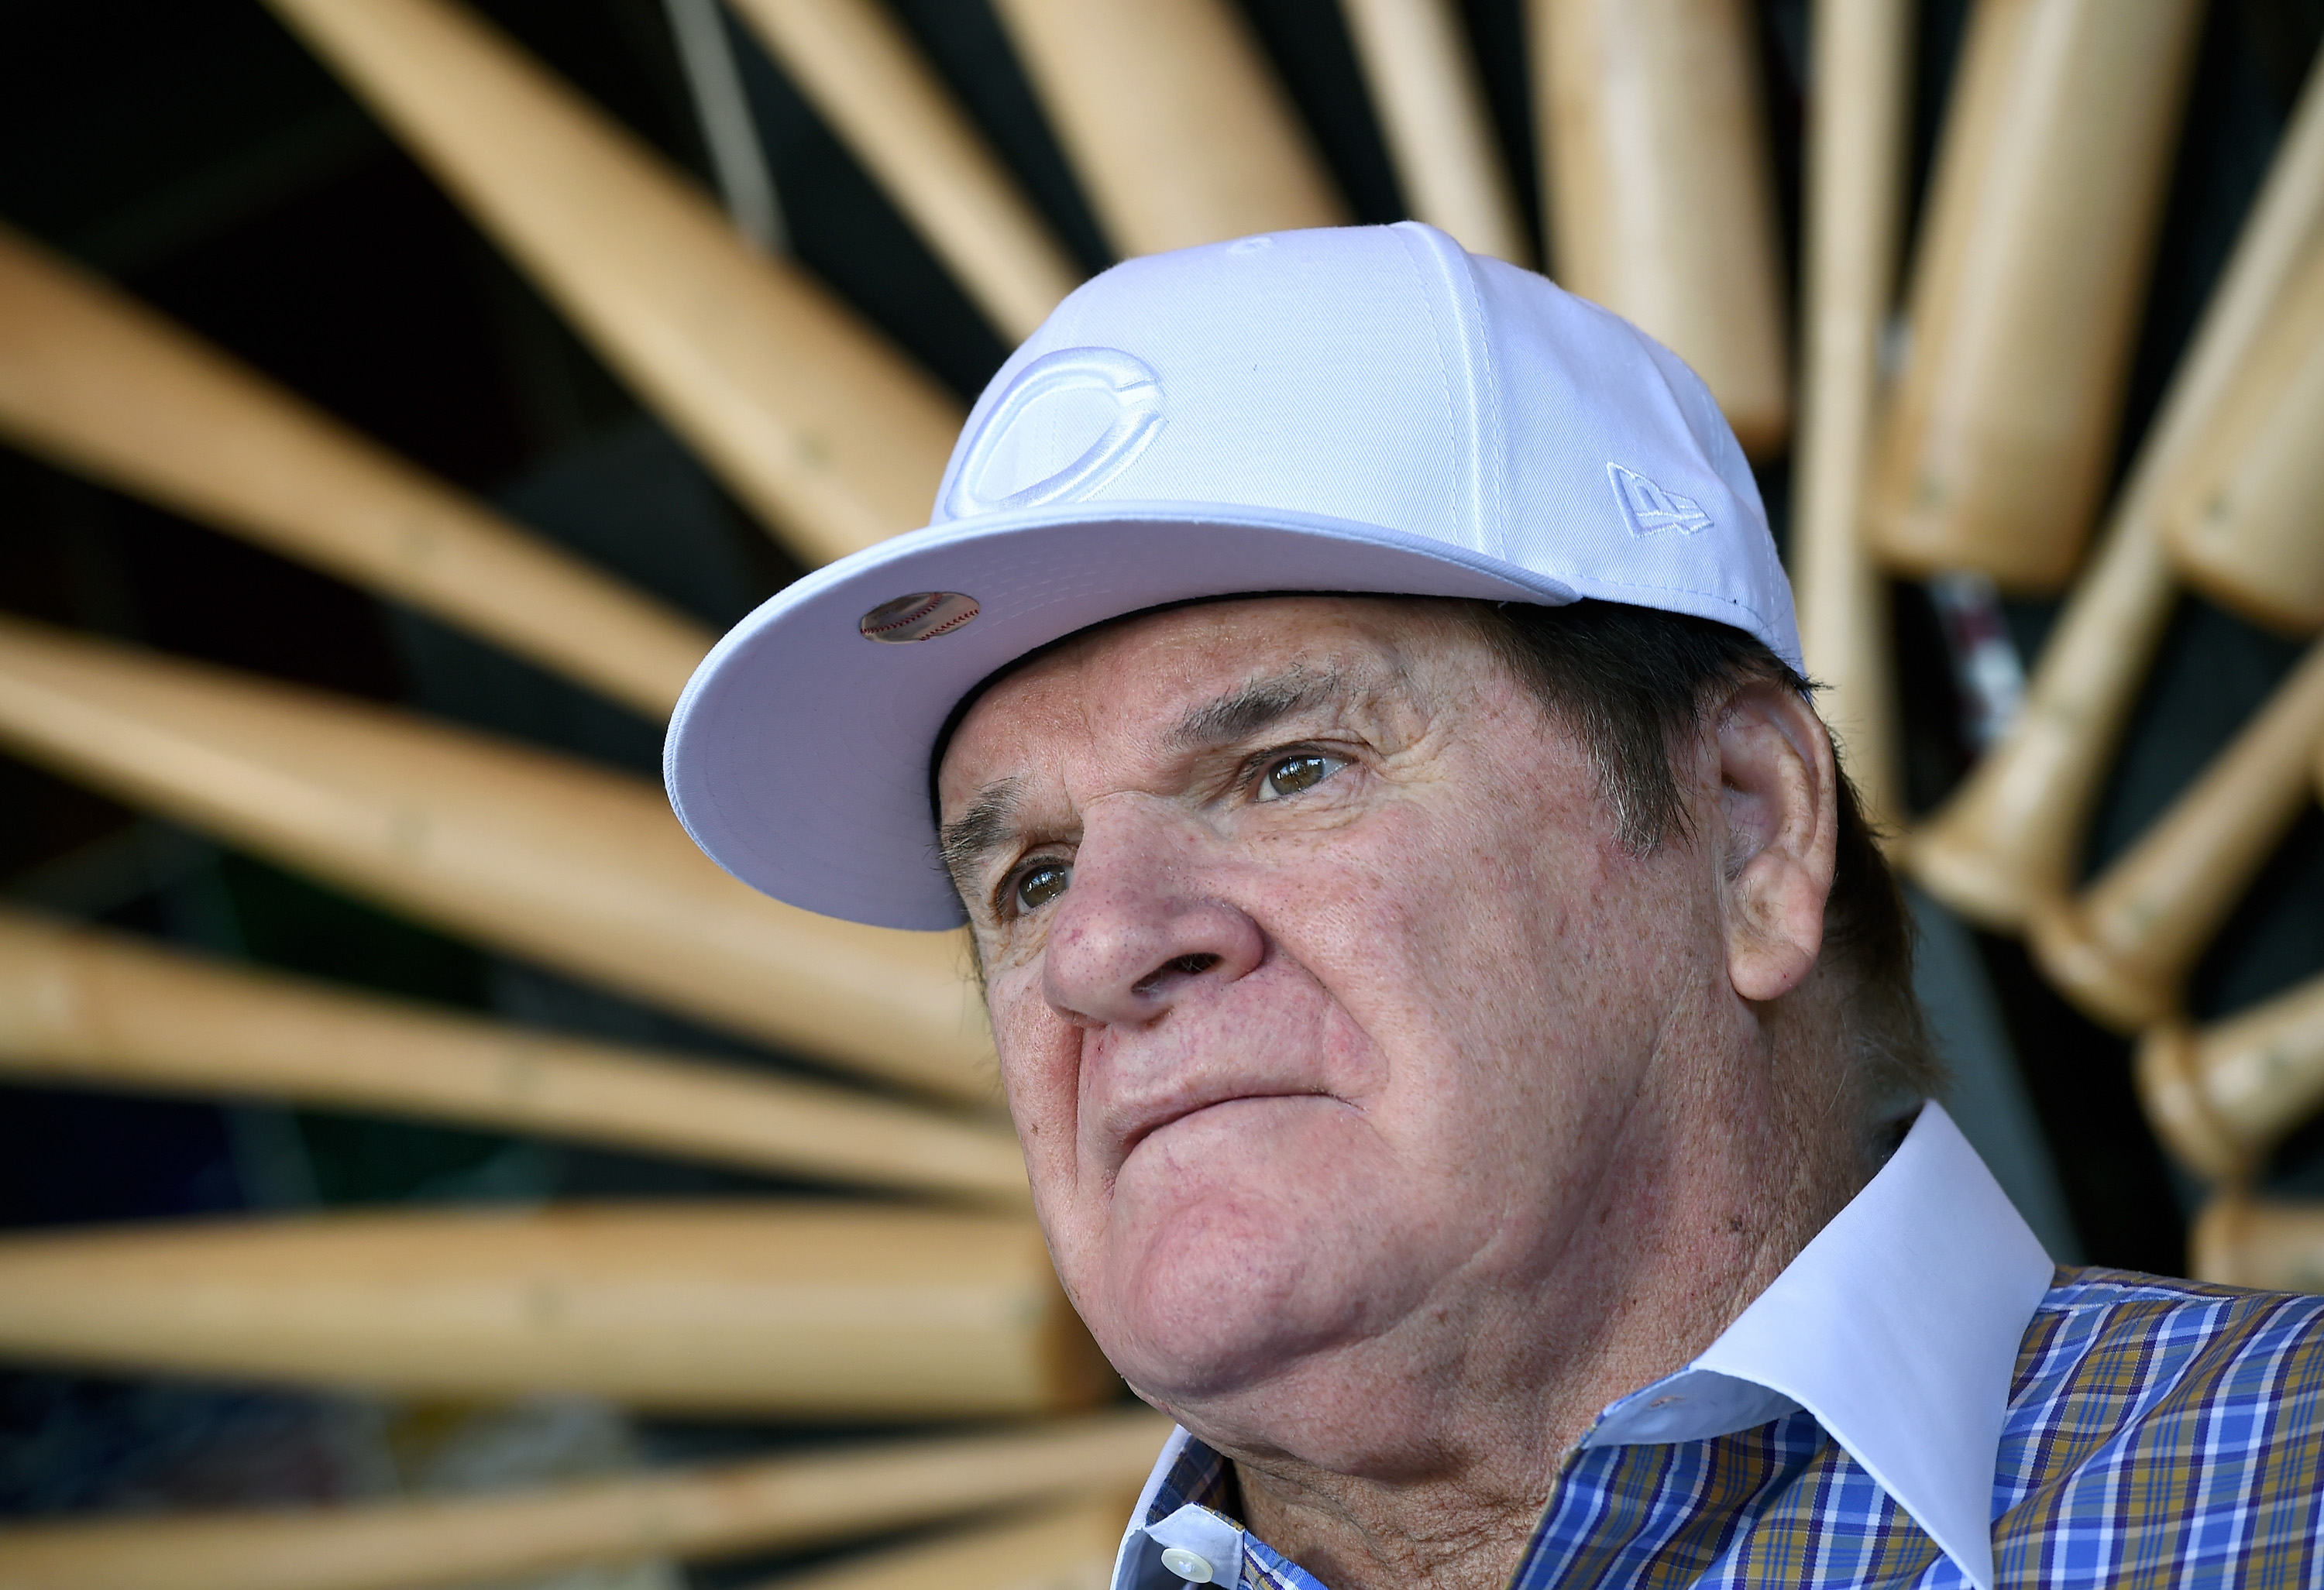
[1040,801,1263,1029]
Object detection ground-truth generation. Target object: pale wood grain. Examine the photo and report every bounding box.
[0,1409,1171,1590]
[992,0,1345,258]
[0,908,1025,1202]
[2191,1190,2324,1292]
[1790,0,1913,832]
[2027,644,2324,1032]
[2166,237,2324,632]
[744,1494,1130,1590]
[2139,970,2324,1180]
[0,1203,1106,1414]
[727,0,1082,340]
[265,0,961,565]
[1906,57,2324,930]
[1530,0,1791,456]
[0,617,992,1101]
[0,224,710,719]
[1865,0,2203,590]
[1339,0,1530,264]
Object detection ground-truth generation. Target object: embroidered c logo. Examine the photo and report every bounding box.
[944,347,1167,519]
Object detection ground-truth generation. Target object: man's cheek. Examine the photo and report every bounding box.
[988,965,1054,1069]
[991,989,1082,1172]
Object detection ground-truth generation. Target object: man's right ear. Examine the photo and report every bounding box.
[1712,682,1839,1004]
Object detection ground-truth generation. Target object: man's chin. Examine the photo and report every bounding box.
[1091,1142,1412,1403]
[1102,1277,1355,1408]
[1102,1100,1366,1281]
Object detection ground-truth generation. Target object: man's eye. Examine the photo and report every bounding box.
[1257,753,1345,802]
[1013,863,1071,913]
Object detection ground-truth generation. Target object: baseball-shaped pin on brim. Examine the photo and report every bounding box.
[860,591,982,643]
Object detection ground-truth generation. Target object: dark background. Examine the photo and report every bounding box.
[2,0,2322,1561]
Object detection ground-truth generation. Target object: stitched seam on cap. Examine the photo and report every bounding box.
[1438,232,1507,560]
[1387,228,1464,551]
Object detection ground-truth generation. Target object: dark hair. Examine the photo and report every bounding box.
[1462,599,1944,1146]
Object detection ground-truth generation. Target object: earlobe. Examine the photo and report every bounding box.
[1715,685,1839,1003]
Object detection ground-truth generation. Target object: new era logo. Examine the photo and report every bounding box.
[1607,462,1713,537]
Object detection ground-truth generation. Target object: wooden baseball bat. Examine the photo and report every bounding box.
[262,0,961,567]
[2025,640,2324,1033]
[0,224,710,721]
[0,1202,1109,1415]
[2189,1189,2324,1293]
[724,0,1082,341]
[748,1494,1130,1590]
[1863,0,2203,591]
[2164,237,2324,634]
[1339,0,1532,265]
[1790,0,1912,833]
[0,907,1024,1204]
[0,617,992,1102]
[988,0,1346,259]
[1904,57,2324,931]
[2139,968,2324,1181]
[0,1408,1171,1590]
[1528,0,1790,458]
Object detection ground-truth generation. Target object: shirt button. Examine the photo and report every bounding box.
[1160,1547,1215,1583]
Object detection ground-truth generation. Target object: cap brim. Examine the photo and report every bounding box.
[664,502,1574,930]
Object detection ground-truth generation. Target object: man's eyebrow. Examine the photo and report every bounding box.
[1168,669,1348,752]
[939,778,1022,891]
[937,671,1355,891]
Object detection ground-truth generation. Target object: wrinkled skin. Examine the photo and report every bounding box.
[937,596,1866,1590]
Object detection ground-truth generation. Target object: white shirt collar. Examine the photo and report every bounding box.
[1113,1101,2054,1590]
[1580,1101,2053,1590]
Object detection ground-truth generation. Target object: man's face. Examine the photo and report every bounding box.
[937,597,1732,1430]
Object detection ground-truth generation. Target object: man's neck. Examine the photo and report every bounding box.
[1193,995,1872,1590]
[1222,1207,1826,1590]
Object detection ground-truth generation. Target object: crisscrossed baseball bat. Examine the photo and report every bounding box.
[2140,967,2324,1180]
[0,617,991,1101]
[2025,642,2324,1033]
[1905,58,2324,931]
[989,0,1346,258]
[2164,235,2324,634]
[1791,0,1913,830]
[1528,0,1790,457]
[0,1203,1104,1414]
[2189,1190,2324,1293]
[1864,0,2203,591]
[748,1494,1133,1590]
[0,907,1023,1202]
[0,1408,1170,1590]
[0,223,710,720]
[1339,0,1531,265]
[263,0,961,567]
[724,0,1081,341]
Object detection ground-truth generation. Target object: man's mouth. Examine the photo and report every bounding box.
[1114,1090,1332,1166]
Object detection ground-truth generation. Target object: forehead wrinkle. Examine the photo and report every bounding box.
[943,632,1411,889]
[1165,665,1353,754]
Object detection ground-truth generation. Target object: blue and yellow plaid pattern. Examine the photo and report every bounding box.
[1134,1269,2324,1590]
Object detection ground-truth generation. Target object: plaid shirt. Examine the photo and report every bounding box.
[1109,1109,2324,1590]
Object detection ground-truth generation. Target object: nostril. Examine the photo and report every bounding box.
[1133,953,1221,996]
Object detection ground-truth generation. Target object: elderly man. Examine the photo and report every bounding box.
[669,226,2322,1590]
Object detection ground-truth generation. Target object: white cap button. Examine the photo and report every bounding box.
[1159,1547,1215,1583]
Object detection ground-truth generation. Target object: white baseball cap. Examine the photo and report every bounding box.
[665,222,1797,931]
